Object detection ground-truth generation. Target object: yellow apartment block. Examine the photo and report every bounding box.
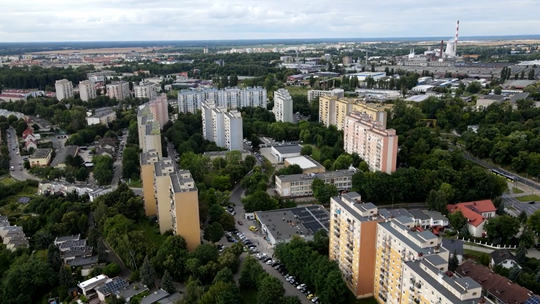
[154,158,176,234]
[330,192,385,298]
[374,217,449,304]
[140,149,159,216]
[170,170,201,252]
[319,96,390,130]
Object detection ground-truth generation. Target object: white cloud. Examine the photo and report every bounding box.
[0,0,538,41]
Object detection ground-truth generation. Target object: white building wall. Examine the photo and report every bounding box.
[273,88,294,123]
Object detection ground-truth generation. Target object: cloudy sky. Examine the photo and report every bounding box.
[1,0,539,42]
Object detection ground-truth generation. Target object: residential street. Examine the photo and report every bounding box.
[7,127,40,181]
[111,132,128,186]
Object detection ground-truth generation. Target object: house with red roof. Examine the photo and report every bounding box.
[447,200,496,237]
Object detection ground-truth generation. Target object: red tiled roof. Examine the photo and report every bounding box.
[461,200,496,213]
[447,200,495,227]
[22,128,34,137]
[456,260,534,304]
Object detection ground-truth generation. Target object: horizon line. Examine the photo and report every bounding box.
[1,34,540,44]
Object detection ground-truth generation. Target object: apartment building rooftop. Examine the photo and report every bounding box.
[331,192,381,222]
[145,121,160,136]
[406,258,483,304]
[154,158,175,176]
[378,208,412,219]
[379,220,444,256]
[278,169,356,183]
[255,205,330,244]
[170,173,196,193]
[31,148,53,159]
[141,149,159,165]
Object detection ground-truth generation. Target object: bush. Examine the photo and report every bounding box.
[102,262,121,277]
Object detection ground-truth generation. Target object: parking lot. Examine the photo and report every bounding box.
[503,194,540,216]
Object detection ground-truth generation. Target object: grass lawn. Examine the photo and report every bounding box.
[127,179,142,188]
[35,249,48,259]
[512,187,524,194]
[135,220,167,248]
[307,145,321,161]
[464,248,488,259]
[0,177,16,186]
[286,86,309,96]
[240,287,258,304]
[516,194,540,202]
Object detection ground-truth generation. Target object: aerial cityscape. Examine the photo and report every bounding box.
[1,1,540,304]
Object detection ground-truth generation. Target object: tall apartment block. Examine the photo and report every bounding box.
[308,88,344,102]
[137,105,162,157]
[170,170,201,252]
[344,112,398,174]
[329,192,385,298]
[319,96,388,130]
[55,79,74,101]
[201,101,243,151]
[134,82,157,100]
[374,217,449,304]
[107,81,130,101]
[148,94,169,129]
[273,88,294,123]
[154,158,176,233]
[178,87,267,113]
[79,80,97,102]
[141,150,159,216]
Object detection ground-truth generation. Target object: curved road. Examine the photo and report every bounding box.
[7,127,40,181]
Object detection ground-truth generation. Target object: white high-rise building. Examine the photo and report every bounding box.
[201,101,243,151]
[178,87,267,113]
[55,79,74,101]
[106,81,130,101]
[134,82,157,99]
[273,88,294,123]
[79,80,96,102]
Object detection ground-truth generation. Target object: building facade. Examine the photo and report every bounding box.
[273,88,294,123]
[29,148,53,167]
[177,87,267,113]
[343,112,398,174]
[275,169,355,197]
[79,80,97,102]
[55,79,74,101]
[319,96,389,130]
[308,88,345,102]
[134,82,157,99]
[201,101,243,151]
[140,150,159,216]
[330,192,384,298]
[148,94,169,129]
[154,158,176,234]
[137,104,162,157]
[106,81,130,101]
[170,170,201,252]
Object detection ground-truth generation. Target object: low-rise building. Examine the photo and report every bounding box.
[86,108,117,126]
[255,205,329,246]
[51,145,79,169]
[475,95,506,110]
[203,151,251,161]
[441,238,464,263]
[29,148,53,167]
[275,168,356,197]
[0,222,29,251]
[283,156,326,174]
[54,234,81,246]
[456,260,536,304]
[95,277,129,302]
[447,200,496,237]
[270,145,302,162]
[77,274,109,298]
[490,249,520,269]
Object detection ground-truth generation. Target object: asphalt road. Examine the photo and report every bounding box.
[228,185,314,304]
[7,127,39,181]
[111,132,128,186]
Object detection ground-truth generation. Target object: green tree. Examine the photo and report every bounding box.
[332,154,353,170]
[311,178,338,205]
[509,265,522,281]
[122,146,140,180]
[75,167,89,181]
[478,253,490,266]
[516,242,527,264]
[239,256,264,290]
[426,183,455,212]
[203,222,224,243]
[219,212,236,231]
[251,134,261,150]
[154,235,189,280]
[213,267,235,284]
[242,190,279,212]
[484,215,520,244]
[300,145,312,156]
[449,250,459,271]
[93,155,114,185]
[518,211,528,224]
[448,210,467,230]
[47,244,63,272]
[140,255,155,288]
[59,265,74,288]
[102,262,121,277]
[161,270,176,294]
[257,276,285,304]
[213,175,232,191]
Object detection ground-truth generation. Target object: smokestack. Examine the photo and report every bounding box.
[454,20,460,55]
[440,40,444,59]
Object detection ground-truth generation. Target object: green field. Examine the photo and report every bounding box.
[516,194,540,202]
[0,177,16,186]
[286,86,309,96]
[135,220,167,248]
[512,187,524,194]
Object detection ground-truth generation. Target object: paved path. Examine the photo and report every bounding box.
[7,127,40,181]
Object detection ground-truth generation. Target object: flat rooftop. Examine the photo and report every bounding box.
[31,148,53,159]
[51,145,78,167]
[277,169,356,183]
[272,145,302,154]
[256,205,330,242]
[285,156,322,170]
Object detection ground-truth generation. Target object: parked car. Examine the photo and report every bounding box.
[297,283,306,290]
[237,221,243,225]
[249,226,258,232]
